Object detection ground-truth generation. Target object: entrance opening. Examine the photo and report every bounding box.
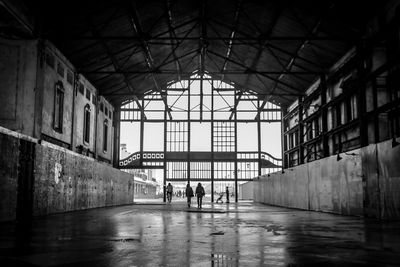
[119,72,282,203]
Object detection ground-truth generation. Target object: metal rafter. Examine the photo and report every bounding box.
[198,0,208,120]
[59,36,359,41]
[199,0,207,75]
[166,0,182,81]
[211,18,325,70]
[204,51,296,108]
[85,16,146,118]
[220,0,242,82]
[228,3,281,119]
[206,21,304,103]
[151,21,200,76]
[241,5,314,83]
[126,1,172,119]
[207,50,303,93]
[82,70,321,75]
[256,15,326,119]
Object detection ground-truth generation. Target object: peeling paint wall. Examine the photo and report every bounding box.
[254,138,400,219]
[0,127,135,222]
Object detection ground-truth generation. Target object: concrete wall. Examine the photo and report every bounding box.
[254,138,400,219]
[0,130,20,221]
[0,126,135,222]
[239,181,253,200]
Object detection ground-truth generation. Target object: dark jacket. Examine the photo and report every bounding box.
[195,185,205,197]
[186,187,194,197]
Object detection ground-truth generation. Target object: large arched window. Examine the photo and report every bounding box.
[53,81,64,132]
[83,104,91,144]
[103,119,108,152]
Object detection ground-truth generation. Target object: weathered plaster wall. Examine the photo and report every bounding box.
[254,138,400,219]
[96,96,114,163]
[73,75,97,154]
[41,42,75,146]
[0,127,135,222]
[0,39,37,137]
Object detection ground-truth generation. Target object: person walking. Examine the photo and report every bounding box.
[195,183,205,209]
[225,186,230,203]
[185,183,194,208]
[166,183,173,203]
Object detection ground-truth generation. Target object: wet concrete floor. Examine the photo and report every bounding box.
[1,202,400,266]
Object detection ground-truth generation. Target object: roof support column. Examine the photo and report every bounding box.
[234,89,238,203]
[211,78,215,202]
[298,96,304,164]
[163,107,167,203]
[257,99,262,176]
[320,74,329,157]
[113,108,121,168]
[357,41,369,147]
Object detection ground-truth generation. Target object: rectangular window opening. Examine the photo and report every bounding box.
[103,121,108,152]
[84,106,91,144]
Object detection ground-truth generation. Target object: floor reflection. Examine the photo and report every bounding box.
[0,203,399,266]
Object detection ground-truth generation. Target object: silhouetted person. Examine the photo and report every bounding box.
[216,192,224,203]
[185,183,194,207]
[195,183,205,208]
[226,186,230,203]
[166,183,173,203]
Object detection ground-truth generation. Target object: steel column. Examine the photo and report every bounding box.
[211,79,215,202]
[298,96,304,164]
[257,100,262,176]
[187,79,191,184]
[139,99,145,166]
[234,89,238,202]
[320,75,329,157]
[372,78,380,142]
[113,108,121,168]
[357,41,368,147]
[281,109,286,169]
[163,107,167,203]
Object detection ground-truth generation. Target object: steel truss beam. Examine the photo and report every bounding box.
[220,0,242,82]
[58,36,360,41]
[81,70,321,75]
[256,15,325,119]
[166,0,182,81]
[208,50,304,93]
[126,1,172,119]
[85,15,146,118]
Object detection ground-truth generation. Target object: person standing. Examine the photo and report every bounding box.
[166,183,173,203]
[185,183,194,208]
[195,183,205,209]
[226,186,230,203]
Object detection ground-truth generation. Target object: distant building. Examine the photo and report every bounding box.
[120,144,161,198]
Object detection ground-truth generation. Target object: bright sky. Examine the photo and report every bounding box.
[120,119,281,157]
[120,76,282,160]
